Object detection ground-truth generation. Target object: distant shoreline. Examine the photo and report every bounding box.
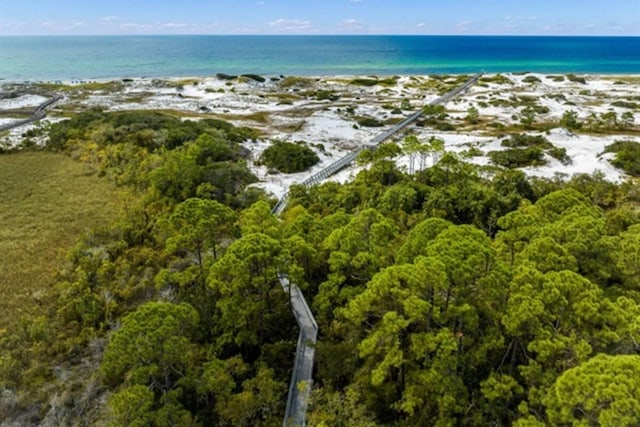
[1,72,638,189]
[2,72,640,87]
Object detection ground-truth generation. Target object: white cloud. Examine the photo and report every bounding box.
[268,18,312,31]
[99,16,119,22]
[455,20,473,30]
[163,22,189,29]
[120,22,153,31]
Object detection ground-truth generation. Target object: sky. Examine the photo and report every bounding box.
[1,0,638,36]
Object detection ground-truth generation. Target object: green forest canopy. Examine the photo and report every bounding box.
[1,109,640,426]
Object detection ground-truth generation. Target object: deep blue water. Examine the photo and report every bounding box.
[0,35,639,81]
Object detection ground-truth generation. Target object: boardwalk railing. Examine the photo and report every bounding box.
[0,94,62,132]
[271,73,482,215]
[278,274,318,427]
[274,73,482,427]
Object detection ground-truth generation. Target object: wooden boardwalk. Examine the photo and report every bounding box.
[0,94,63,132]
[278,274,318,427]
[272,73,482,215]
[275,73,482,426]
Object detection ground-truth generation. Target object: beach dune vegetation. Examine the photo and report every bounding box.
[603,140,640,176]
[241,73,267,83]
[356,116,384,127]
[4,67,640,427]
[259,140,319,173]
[489,134,571,168]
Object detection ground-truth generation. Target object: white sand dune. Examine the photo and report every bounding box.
[1,74,637,195]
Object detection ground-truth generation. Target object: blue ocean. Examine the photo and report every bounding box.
[0,35,639,81]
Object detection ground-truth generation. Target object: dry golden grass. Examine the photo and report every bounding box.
[0,151,123,332]
[218,110,272,123]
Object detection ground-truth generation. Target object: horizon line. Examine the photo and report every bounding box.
[2,33,639,37]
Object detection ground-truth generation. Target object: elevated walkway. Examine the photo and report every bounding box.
[276,73,482,426]
[0,94,63,132]
[272,73,482,215]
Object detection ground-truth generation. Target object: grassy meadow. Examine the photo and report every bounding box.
[0,151,122,332]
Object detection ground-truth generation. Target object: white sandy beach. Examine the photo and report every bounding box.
[1,73,638,198]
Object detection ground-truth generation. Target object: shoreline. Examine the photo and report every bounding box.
[3,71,640,86]
[1,72,638,197]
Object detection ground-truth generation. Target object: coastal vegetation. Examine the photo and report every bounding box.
[488,134,571,168]
[356,116,385,127]
[258,140,319,173]
[0,152,122,331]
[567,73,587,84]
[603,140,640,176]
[349,77,399,87]
[1,73,640,425]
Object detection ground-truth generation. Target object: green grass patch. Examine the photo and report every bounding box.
[0,151,123,331]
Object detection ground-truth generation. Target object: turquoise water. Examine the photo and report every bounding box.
[1,35,639,81]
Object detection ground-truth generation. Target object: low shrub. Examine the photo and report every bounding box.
[611,101,640,109]
[502,134,551,148]
[547,75,566,82]
[491,133,571,167]
[241,74,266,83]
[489,147,546,168]
[350,78,378,87]
[259,140,319,173]
[479,74,512,85]
[435,122,455,131]
[279,76,316,88]
[567,74,587,84]
[314,90,340,101]
[216,73,237,80]
[603,140,640,176]
[523,75,541,84]
[356,117,384,127]
[548,146,572,165]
